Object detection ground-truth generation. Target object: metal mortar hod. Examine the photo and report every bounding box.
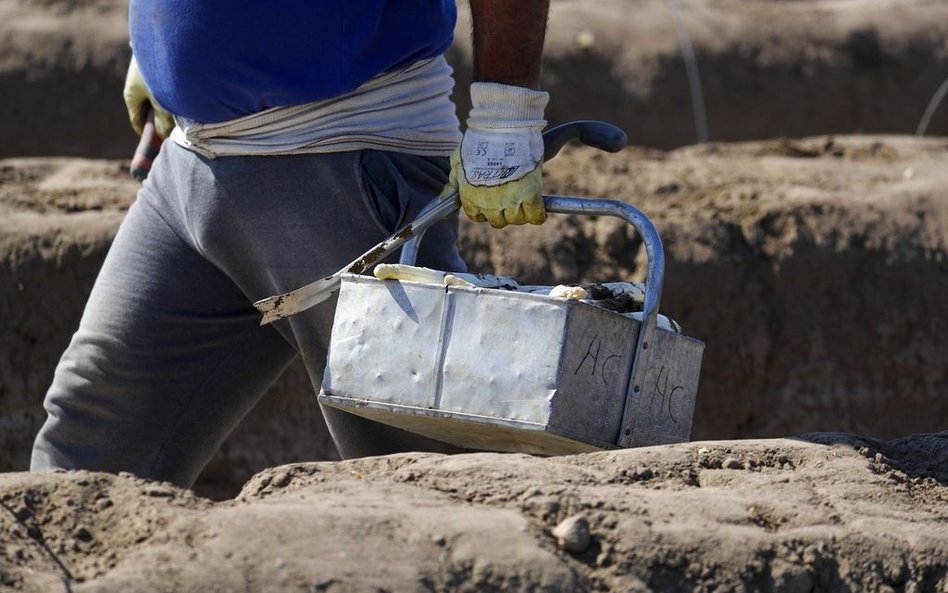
[318,195,705,455]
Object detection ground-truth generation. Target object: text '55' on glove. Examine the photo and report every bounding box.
[448,82,550,229]
[123,56,175,139]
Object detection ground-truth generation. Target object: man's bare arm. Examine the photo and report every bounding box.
[469,0,551,90]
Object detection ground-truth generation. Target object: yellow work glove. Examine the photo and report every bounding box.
[449,82,550,229]
[123,56,175,138]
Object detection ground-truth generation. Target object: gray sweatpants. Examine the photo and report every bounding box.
[31,142,466,488]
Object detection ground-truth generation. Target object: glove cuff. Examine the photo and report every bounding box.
[467,83,549,130]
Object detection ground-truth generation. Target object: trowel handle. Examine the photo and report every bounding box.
[130,110,163,182]
[252,122,629,324]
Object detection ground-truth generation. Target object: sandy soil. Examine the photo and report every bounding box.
[1,432,946,592]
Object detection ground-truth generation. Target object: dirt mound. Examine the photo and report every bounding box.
[3,0,948,158]
[2,433,946,592]
[2,134,946,498]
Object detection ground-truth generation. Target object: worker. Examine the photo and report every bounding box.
[31,1,552,489]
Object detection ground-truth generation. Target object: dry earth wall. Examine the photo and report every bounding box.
[2,134,946,498]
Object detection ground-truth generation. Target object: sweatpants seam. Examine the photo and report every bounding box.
[136,191,203,258]
[144,323,260,484]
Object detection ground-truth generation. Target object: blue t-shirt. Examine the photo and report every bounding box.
[129,1,456,123]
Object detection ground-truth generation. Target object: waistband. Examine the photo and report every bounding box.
[169,56,462,158]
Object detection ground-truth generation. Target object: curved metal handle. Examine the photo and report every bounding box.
[543,196,663,335]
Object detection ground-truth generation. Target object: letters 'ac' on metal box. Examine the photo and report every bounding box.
[317,197,705,455]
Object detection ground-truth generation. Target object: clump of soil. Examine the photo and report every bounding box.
[2,433,947,592]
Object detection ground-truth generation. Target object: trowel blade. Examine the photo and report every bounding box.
[254,275,339,325]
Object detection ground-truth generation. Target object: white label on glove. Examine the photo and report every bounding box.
[460,130,542,187]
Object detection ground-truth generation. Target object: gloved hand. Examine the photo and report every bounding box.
[123,56,175,139]
[447,82,550,228]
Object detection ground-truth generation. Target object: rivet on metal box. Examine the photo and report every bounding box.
[317,121,706,455]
